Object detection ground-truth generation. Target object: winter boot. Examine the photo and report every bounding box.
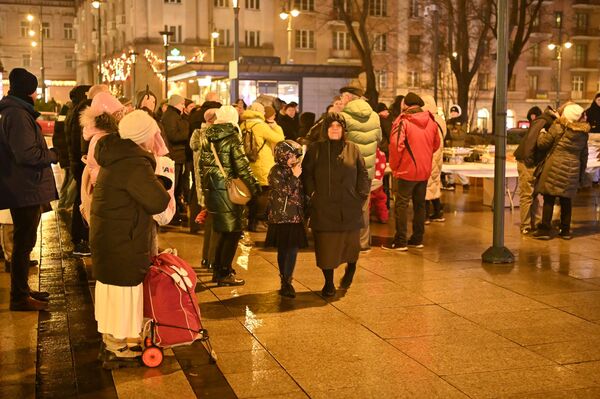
[279,275,296,298]
[321,269,336,297]
[339,262,356,290]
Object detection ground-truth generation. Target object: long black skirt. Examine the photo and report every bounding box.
[265,223,308,250]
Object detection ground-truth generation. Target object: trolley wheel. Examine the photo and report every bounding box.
[142,346,163,368]
[144,336,153,348]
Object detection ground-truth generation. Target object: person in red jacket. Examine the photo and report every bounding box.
[382,92,440,251]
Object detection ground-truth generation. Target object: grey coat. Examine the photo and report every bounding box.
[535,118,589,198]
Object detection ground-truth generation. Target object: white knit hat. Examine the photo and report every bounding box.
[563,103,585,123]
[214,105,239,125]
[119,110,160,145]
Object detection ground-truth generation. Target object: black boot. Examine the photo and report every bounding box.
[321,269,336,297]
[340,262,356,289]
[279,275,296,298]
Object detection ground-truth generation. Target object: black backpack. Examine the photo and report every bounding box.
[242,123,266,162]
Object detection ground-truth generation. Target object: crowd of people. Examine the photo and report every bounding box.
[0,66,597,368]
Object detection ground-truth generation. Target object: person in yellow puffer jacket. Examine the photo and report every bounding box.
[240,102,285,231]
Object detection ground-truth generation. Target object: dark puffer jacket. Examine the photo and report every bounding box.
[199,123,260,232]
[267,140,305,224]
[161,105,189,164]
[535,117,589,198]
[0,95,58,210]
[90,134,170,286]
[302,138,370,232]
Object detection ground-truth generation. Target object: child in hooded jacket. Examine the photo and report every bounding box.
[265,140,307,298]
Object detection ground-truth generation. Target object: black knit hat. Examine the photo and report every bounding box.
[8,68,38,97]
[403,92,424,107]
[70,85,91,104]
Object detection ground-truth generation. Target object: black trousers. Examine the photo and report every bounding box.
[10,205,42,302]
[393,179,427,245]
[173,163,185,208]
[71,162,88,244]
[248,186,270,228]
[540,194,572,231]
[215,231,242,276]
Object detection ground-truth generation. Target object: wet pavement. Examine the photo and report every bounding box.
[2,183,600,398]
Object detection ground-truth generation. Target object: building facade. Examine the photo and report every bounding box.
[0,0,77,102]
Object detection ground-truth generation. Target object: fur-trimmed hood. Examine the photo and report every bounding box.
[557,116,591,134]
[81,107,120,141]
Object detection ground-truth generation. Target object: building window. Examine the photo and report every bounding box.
[20,21,29,38]
[165,0,182,3]
[217,29,230,46]
[478,73,489,91]
[376,70,388,90]
[64,23,73,40]
[574,44,587,67]
[531,43,540,65]
[369,0,387,17]
[245,30,261,47]
[165,25,182,43]
[245,0,259,9]
[408,35,420,54]
[295,30,314,49]
[293,0,314,12]
[22,54,31,67]
[374,34,387,52]
[409,0,419,18]
[214,0,228,7]
[408,71,420,88]
[65,55,73,69]
[332,31,350,50]
[572,75,585,93]
[528,74,538,94]
[575,13,588,31]
[42,22,50,39]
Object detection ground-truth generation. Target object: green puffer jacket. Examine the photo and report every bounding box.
[535,117,589,199]
[199,123,260,232]
[341,99,382,180]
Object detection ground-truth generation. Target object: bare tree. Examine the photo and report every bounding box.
[437,0,493,121]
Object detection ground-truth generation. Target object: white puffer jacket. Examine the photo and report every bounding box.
[422,95,446,200]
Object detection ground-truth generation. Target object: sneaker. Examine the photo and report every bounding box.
[9,296,49,311]
[442,184,455,191]
[381,242,408,251]
[429,213,445,222]
[407,239,424,249]
[217,273,245,286]
[30,290,50,302]
[559,229,572,240]
[102,349,141,370]
[533,229,552,240]
[73,241,91,256]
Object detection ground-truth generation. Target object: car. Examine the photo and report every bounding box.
[37,112,57,136]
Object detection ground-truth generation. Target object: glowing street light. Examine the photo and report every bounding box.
[547,40,572,108]
[280,8,300,64]
[210,31,220,63]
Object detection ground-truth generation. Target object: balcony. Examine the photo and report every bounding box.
[573,0,600,8]
[327,49,360,65]
[571,27,600,40]
[527,90,549,100]
[570,60,598,72]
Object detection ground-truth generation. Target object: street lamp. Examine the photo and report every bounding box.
[92,0,102,84]
[279,8,300,64]
[210,31,220,63]
[130,50,138,97]
[159,30,174,98]
[26,13,46,102]
[231,0,240,104]
[547,40,572,109]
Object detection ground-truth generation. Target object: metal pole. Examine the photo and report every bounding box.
[287,16,292,64]
[211,36,215,63]
[556,47,562,109]
[432,5,439,104]
[164,43,169,99]
[132,59,136,97]
[231,6,240,104]
[482,0,514,264]
[39,5,46,102]
[98,8,102,84]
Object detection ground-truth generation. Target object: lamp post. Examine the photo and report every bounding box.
[130,50,138,97]
[92,1,102,84]
[424,5,439,103]
[548,14,571,109]
[27,13,46,102]
[210,31,219,63]
[231,0,240,104]
[159,30,174,99]
[279,8,300,64]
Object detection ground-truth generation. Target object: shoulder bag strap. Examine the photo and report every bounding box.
[210,142,229,180]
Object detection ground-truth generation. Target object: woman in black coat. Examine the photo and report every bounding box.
[533,103,589,240]
[302,113,370,297]
[585,93,600,134]
[199,106,260,286]
[91,110,170,369]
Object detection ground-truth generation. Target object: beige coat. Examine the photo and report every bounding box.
[422,95,446,200]
[240,110,285,186]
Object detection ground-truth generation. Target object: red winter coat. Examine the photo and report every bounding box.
[389,108,440,182]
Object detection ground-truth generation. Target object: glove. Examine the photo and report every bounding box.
[195,209,207,224]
